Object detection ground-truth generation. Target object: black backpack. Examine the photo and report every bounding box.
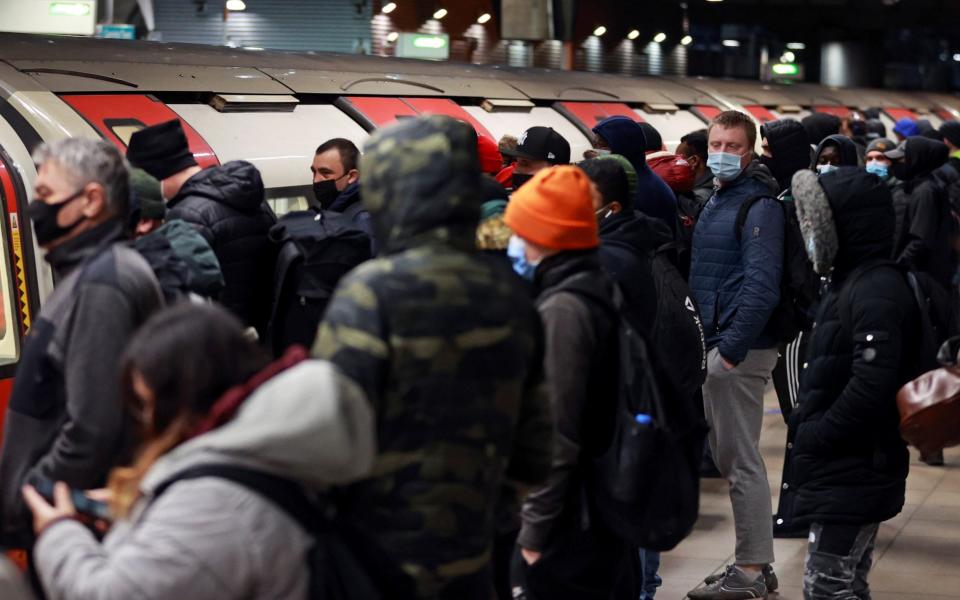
[566,280,707,551]
[267,210,371,357]
[735,193,820,343]
[152,465,415,600]
[676,192,707,279]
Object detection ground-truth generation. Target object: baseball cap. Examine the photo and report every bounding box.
[501,126,571,165]
[865,138,895,155]
[884,141,907,161]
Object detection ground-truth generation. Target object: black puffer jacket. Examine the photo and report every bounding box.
[761,119,810,193]
[891,137,953,289]
[167,161,277,334]
[788,168,918,526]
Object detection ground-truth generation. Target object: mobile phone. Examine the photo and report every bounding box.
[30,477,112,522]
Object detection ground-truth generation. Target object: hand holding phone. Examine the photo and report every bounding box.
[28,477,112,521]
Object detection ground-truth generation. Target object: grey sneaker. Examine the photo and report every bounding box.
[688,565,768,599]
[704,564,777,593]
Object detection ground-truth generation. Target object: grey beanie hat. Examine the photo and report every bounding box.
[791,169,839,275]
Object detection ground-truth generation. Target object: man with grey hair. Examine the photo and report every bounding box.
[0,137,163,549]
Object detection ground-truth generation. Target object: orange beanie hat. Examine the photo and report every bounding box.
[504,165,599,250]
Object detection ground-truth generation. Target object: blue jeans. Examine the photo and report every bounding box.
[803,522,878,600]
[639,548,662,599]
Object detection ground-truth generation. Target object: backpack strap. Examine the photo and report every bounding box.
[152,464,320,532]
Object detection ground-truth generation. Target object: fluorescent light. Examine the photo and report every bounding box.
[432,8,447,19]
[787,42,806,50]
[386,31,399,42]
[681,35,693,46]
[225,0,246,11]
[49,2,92,16]
[722,39,741,48]
[627,29,640,40]
[382,2,397,14]
[707,0,724,2]
[653,32,667,43]
[244,47,264,51]
[477,13,491,24]
[780,51,796,63]
[593,26,607,37]
[954,53,960,62]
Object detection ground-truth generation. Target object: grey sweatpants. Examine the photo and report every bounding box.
[702,346,778,566]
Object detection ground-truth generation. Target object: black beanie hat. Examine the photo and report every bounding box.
[126,119,198,180]
[638,122,663,152]
[940,121,960,149]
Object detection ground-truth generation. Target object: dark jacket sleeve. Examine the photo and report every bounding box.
[28,285,138,489]
[503,313,552,487]
[353,211,379,257]
[718,197,784,363]
[518,292,595,551]
[166,200,215,246]
[896,184,938,270]
[800,270,911,452]
[311,264,389,411]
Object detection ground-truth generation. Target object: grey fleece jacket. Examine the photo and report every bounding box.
[0,221,163,547]
[33,361,375,600]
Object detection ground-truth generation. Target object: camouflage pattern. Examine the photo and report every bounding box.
[313,115,552,599]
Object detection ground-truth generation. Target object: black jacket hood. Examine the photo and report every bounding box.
[902,136,950,183]
[175,161,266,214]
[813,135,860,169]
[761,119,811,192]
[821,167,895,276]
[360,115,482,255]
[802,113,841,147]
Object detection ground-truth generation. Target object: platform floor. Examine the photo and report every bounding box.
[660,392,960,599]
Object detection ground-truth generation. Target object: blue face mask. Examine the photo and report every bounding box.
[816,164,838,176]
[707,152,744,182]
[507,235,539,281]
[865,161,889,179]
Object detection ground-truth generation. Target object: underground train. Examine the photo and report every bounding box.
[0,31,958,428]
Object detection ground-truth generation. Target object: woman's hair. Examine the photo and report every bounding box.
[108,303,270,518]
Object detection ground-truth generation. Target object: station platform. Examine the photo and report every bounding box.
[660,392,960,599]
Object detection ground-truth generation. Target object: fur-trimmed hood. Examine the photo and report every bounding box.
[792,167,895,277]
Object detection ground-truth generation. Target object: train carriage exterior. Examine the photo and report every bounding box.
[0,31,957,435]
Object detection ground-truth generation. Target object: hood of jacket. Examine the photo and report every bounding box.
[802,113,841,147]
[328,181,362,214]
[599,210,673,254]
[792,167,894,277]
[761,119,811,192]
[141,360,375,494]
[359,115,482,255]
[174,161,266,215]
[592,116,647,166]
[901,136,950,183]
[813,134,860,169]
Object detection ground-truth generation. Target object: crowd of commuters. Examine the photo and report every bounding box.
[0,104,956,600]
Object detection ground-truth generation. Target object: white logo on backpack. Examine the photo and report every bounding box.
[685,296,696,312]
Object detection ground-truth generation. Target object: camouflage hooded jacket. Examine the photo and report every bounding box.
[313,116,552,599]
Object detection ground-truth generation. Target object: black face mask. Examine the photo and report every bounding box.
[512,172,533,190]
[892,161,909,181]
[28,189,86,245]
[312,179,341,210]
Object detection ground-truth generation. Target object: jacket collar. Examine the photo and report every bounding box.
[44,219,125,277]
[535,249,601,292]
[328,181,361,214]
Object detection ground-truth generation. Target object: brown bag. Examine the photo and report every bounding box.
[896,337,960,455]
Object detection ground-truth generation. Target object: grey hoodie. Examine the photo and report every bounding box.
[34,361,375,600]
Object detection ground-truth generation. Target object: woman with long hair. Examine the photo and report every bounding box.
[23,303,374,600]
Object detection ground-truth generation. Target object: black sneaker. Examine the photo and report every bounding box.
[703,564,777,592]
[691,565,768,599]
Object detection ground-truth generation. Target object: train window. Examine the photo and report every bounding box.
[401,98,494,139]
[166,104,369,200]
[744,106,778,123]
[335,97,419,131]
[266,186,312,217]
[813,106,852,118]
[691,105,722,123]
[554,102,642,139]
[884,108,919,123]
[59,95,219,168]
[634,108,710,152]
[936,109,956,123]
[461,105,594,163]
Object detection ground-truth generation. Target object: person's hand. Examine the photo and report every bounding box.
[721,356,736,371]
[22,482,76,535]
[521,547,541,565]
[84,488,114,534]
